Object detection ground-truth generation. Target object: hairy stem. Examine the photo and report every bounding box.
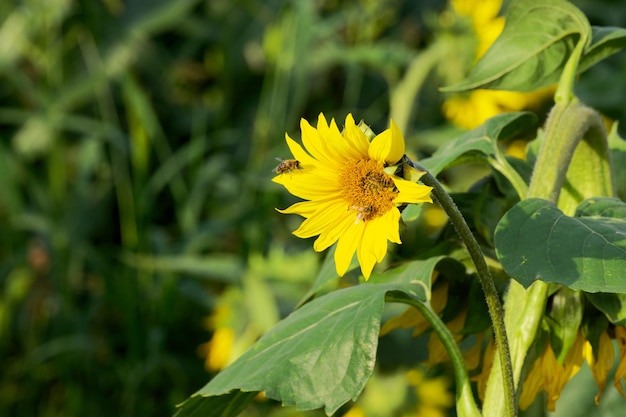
[406,158,516,417]
[482,98,611,415]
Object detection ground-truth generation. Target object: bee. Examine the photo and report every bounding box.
[350,205,374,224]
[273,158,302,174]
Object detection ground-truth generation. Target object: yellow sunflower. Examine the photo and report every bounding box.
[273,113,433,280]
[442,0,555,130]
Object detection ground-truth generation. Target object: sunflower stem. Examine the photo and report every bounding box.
[406,158,516,417]
[386,292,481,417]
[481,98,612,415]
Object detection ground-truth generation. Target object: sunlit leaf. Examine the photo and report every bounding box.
[442,0,591,92]
[495,198,626,293]
[585,292,626,326]
[575,197,626,218]
[174,391,257,417]
[579,26,626,73]
[419,112,536,175]
[176,259,442,416]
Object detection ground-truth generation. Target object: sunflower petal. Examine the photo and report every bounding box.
[301,118,334,163]
[335,223,364,276]
[368,119,405,164]
[393,177,433,204]
[285,134,317,167]
[343,114,370,157]
[293,201,347,240]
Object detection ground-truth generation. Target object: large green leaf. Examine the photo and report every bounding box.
[442,0,591,92]
[579,26,626,73]
[419,112,536,176]
[174,392,257,417]
[175,258,441,417]
[495,198,626,293]
[585,292,626,326]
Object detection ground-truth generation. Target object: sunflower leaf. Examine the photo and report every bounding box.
[585,292,626,326]
[175,259,441,417]
[579,26,626,74]
[495,198,626,293]
[441,0,591,92]
[419,112,536,176]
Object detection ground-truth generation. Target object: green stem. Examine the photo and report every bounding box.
[386,292,480,417]
[488,154,528,200]
[482,98,611,414]
[554,38,585,105]
[406,158,516,417]
[390,43,446,134]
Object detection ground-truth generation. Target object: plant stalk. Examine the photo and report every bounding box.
[386,292,481,417]
[406,158,516,417]
[482,97,611,414]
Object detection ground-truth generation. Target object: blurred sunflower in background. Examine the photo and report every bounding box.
[440,0,555,130]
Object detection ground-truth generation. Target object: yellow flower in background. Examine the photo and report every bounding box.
[274,114,432,280]
[614,326,626,397]
[452,0,503,59]
[200,327,235,372]
[426,309,467,367]
[442,0,555,129]
[519,331,585,411]
[408,369,454,417]
[584,330,615,405]
[443,89,553,130]
[198,304,236,372]
[472,337,495,401]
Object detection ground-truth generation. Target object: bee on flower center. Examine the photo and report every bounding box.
[363,171,394,190]
[349,205,376,224]
[273,158,302,175]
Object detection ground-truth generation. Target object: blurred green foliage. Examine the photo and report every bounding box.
[1,0,625,416]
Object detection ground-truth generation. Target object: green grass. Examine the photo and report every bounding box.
[1,0,625,416]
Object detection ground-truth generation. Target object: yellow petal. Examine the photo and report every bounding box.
[313,209,355,252]
[276,201,317,218]
[335,222,364,276]
[368,119,405,164]
[362,217,389,263]
[343,114,370,156]
[300,117,335,164]
[285,134,317,167]
[273,168,341,201]
[393,177,433,204]
[293,201,347,239]
[519,349,545,410]
[318,114,366,161]
[383,207,401,244]
[614,326,626,398]
[587,331,615,405]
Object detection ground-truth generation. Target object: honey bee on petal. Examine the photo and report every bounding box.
[273,158,302,175]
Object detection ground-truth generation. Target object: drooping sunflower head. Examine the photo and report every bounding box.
[273,113,432,280]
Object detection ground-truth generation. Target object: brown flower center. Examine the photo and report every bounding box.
[338,159,398,222]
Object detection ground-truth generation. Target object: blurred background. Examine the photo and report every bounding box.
[1,1,625,416]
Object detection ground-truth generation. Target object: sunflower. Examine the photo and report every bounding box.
[442,0,555,130]
[273,113,432,280]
